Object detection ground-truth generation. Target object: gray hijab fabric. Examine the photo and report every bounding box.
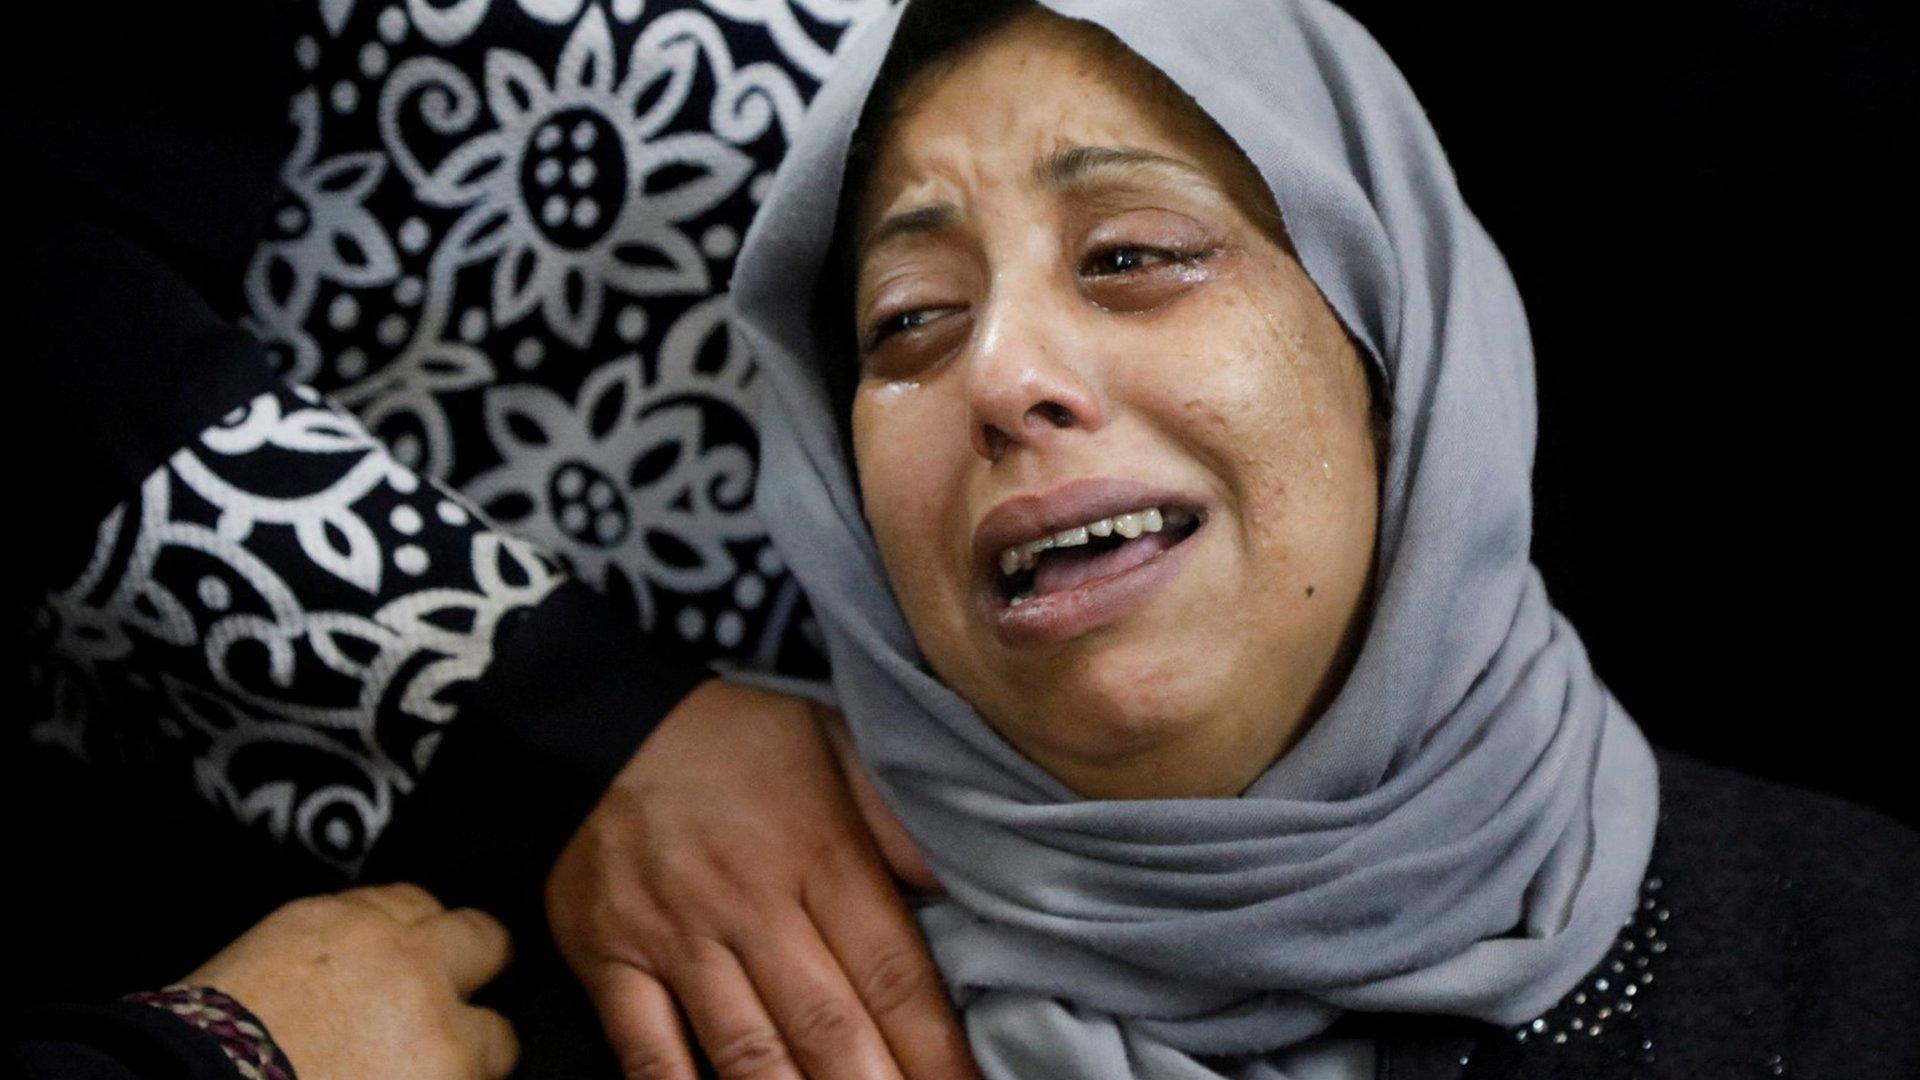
[730,0,1660,1075]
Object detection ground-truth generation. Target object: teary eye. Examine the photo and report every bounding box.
[866,307,944,350]
[857,302,972,380]
[1082,245,1165,276]
[1075,239,1221,315]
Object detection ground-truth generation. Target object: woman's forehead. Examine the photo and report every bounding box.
[855,11,1281,246]
[880,11,1199,167]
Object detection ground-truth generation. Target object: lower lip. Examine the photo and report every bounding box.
[982,523,1206,649]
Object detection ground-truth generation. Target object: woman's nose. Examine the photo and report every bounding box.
[965,296,1105,463]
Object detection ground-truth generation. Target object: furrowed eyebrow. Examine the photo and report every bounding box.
[1034,145,1211,190]
[858,147,1211,258]
[859,202,961,256]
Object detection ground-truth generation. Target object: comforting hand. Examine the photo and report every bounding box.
[547,679,975,1080]
[185,882,518,1080]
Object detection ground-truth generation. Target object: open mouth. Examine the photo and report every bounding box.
[992,504,1206,607]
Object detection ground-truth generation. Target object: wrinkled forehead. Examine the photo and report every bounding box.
[849,6,1287,254]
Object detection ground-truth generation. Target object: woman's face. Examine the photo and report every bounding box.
[850,10,1380,798]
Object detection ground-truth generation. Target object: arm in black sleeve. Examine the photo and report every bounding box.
[11,0,709,916]
[364,581,709,919]
[25,287,708,906]
[7,994,270,1080]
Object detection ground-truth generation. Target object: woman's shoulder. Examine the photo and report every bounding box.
[1638,747,1919,1077]
[1651,746,1919,902]
[1412,751,1918,1078]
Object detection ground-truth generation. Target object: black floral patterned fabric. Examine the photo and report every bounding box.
[20,0,883,874]
[244,0,864,657]
[37,384,567,870]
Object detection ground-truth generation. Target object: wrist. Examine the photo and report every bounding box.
[126,984,297,1080]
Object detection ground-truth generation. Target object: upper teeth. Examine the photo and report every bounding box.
[998,506,1185,576]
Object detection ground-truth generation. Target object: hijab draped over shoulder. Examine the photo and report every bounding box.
[730,1,1659,1075]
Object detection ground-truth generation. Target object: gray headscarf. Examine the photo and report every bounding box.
[730,0,1659,1075]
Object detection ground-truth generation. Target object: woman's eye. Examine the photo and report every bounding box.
[1076,242,1217,313]
[1082,245,1168,277]
[867,308,942,349]
[859,305,971,376]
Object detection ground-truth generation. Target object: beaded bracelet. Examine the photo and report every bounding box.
[126,984,297,1080]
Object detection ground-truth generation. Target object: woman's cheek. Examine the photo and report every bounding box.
[856,394,964,620]
[1173,331,1308,526]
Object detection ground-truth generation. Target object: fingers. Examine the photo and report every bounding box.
[587,964,699,1080]
[546,685,975,1079]
[669,937,804,1080]
[342,881,445,924]
[456,1004,520,1080]
[418,907,513,996]
[728,913,904,1080]
[809,854,978,1080]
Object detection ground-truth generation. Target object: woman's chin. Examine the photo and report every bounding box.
[974,638,1257,795]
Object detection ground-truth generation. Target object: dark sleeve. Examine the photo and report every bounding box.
[364,583,710,918]
[7,1001,249,1080]
[19,225,709,914]
[11,0,708,916]
[7,0,296,589]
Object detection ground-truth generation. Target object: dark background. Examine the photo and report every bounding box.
[6,0,1912,1032]
[1343,0,1912,826]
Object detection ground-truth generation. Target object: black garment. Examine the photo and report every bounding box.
[6,1000,251,1080]
[6,0,847,924]
[1367,749,1920,1079]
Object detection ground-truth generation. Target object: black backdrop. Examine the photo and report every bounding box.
[1340,0,1913,826]
[5,0,1913,1018]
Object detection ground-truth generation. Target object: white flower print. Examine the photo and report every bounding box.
[465,345,758,627]
[38,384,563,871]
[701,0,892,81]
[35,0,886,877]
[381,7,751,348]
[245,90,401,383]
[321,0,358,37]
[405,0,590,48]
